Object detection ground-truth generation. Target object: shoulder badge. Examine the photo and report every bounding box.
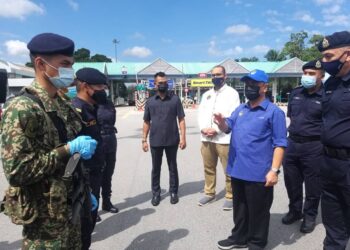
[322,38,329,49]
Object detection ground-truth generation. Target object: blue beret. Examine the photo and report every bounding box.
[76,68,107,85]
[318,31,350,52]
[302,60,323,71]
[27,33,74,56]
[241,69,269,84]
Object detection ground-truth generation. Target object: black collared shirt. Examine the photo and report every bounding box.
[143,93,185,147]
[287,86,323,137]
[322,75,350,148]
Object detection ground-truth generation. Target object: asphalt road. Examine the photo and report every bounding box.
[0,105,349,250]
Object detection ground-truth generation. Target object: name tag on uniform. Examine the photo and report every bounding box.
[294,96,301,100]
[325,90,332,94]
[86,120,97,127]
[314,101,321,105]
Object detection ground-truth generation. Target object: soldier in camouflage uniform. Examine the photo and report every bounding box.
[0,33,97,250]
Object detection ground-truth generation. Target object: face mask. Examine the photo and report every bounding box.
[92,89,107,104]
[158,83,168,93]
[212,77,224,86]
[301,75,317,89]
[322,52,348,76]
[42,59,75,88]
[244,84,260,101]
[66,86,77,99]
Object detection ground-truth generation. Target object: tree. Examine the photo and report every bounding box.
[239,57,259,62]
[25,62,34,68]
[264,49,285,61]
[280,31,308,59]
[90,54,112,62]
[74,48,91,62]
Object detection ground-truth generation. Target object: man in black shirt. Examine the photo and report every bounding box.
[142,72,186,206]
[282,60,324,234]
[318,31,350,249]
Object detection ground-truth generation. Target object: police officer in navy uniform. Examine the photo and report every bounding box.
[282,60,325,233]
[97,98,119,213]
[318,31,350,249]
[72,67,108,250]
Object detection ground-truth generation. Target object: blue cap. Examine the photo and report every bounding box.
[27,33,75,56]
[76,68,107,85]
[240,69,269,84]
[318,31,350,52]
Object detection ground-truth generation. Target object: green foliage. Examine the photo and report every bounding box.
[264,49,285,61]
[74,48,111,62]
[239,56,259,62]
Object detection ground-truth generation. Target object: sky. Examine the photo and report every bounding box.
[0,0,349,64]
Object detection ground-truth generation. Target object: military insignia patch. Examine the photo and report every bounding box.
[322,38,329,49]
[316,60,322,69]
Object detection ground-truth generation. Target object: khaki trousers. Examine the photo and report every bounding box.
[201,141,232,199]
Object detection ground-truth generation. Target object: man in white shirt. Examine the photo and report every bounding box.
[198,65,240,210]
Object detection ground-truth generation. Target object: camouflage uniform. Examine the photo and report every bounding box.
[0,81,82,249]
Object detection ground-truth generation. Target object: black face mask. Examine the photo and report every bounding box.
[92,89,107,104]
[244,85,260,101]
[158,83,168,93]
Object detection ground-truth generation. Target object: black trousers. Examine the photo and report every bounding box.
[101,149,117,200]
[321,155,350,250]
[81,166,103,250]
[283,139,322,220]
[229,178,273,249]
[150,145,179,195]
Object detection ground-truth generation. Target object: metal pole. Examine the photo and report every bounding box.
[112,39,120,62]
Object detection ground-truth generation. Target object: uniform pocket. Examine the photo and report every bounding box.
[46,179,68,222]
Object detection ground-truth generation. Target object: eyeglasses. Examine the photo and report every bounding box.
[157,81,168,85]
[211,73,223,78]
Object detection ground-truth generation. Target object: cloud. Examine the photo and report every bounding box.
[322,5,340,14]
[313,0,343,4]
[123,46,152,58]
[323,14,349,27]
[4,40,28,56]
[267,18,293,32]
[0,0,44,20]
[294,11,315,23]
[131,32,145,40]
[208,40,243,56]
[264,10,280,16]
[252,45,270,54]
[67,0,79,11]
[161,38,173,43]
[225,24,263,36]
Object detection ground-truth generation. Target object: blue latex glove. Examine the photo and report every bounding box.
[67,136,97,160]
[90,193,98,211]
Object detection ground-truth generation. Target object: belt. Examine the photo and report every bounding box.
[324,146,350,160]
[289,134,320,143]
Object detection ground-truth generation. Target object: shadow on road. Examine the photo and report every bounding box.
[0,240,22,250]
[125,229,189,250]
[93,207,156,242]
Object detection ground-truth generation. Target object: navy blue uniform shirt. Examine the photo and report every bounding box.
[322,73,350,148]
[143,92,185,147]
[72,97,104,167]
[97,100,117,154]
[225,98,287,182]
[287,86,323,137]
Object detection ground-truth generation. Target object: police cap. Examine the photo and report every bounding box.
[302,60,324,71]
[27,33,75,56]
[76,68,107,85]
[318,31,350,52]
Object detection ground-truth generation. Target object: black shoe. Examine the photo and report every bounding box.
[282,211,303,225]
[96,214,102,223]
[102,200,119,213]
[217,239,247,249]
[170,193,179,204]
[300,219,316,233]
[151,195,161,206]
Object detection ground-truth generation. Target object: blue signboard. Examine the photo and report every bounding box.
[148,79,174,89]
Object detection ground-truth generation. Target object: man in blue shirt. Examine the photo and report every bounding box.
[215,70,287,250]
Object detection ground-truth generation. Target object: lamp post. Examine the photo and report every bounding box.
[112,38,120,62]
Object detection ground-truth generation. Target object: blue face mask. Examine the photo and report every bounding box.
[42,59,75,88]
[212,77,224,86]
[66,86,77,99]
[301,75,317,89]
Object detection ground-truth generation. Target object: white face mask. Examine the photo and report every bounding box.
[42,59,75,88]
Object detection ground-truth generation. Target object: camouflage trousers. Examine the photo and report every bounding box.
[22,218,81,250]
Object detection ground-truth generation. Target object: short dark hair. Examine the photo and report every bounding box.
[212,65,226,75]
[154,71,166,79]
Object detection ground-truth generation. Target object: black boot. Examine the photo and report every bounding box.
[102,199,119,213]
[282,211,303,225]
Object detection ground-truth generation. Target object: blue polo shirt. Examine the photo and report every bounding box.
[226,99,287,182]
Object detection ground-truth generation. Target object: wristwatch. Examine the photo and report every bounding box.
[271,167,280,175]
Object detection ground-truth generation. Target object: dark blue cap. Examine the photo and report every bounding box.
[318,31,350,52]
[302,60,323,71]
[27,33,75,56]
[240,69,269,84]
[76,68,107,85]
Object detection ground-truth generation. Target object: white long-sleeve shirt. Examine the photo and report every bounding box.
[198,84,240,144]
